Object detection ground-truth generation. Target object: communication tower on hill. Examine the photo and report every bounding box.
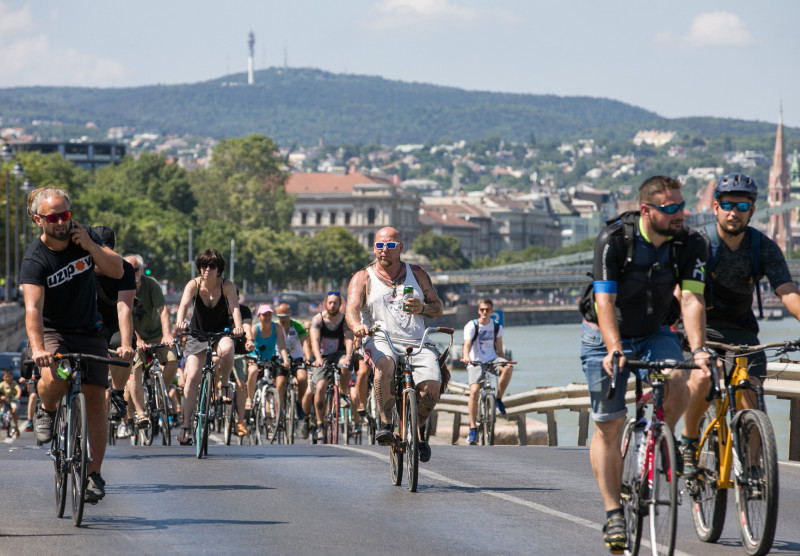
[247,31,255,85]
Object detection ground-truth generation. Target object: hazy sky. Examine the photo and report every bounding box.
[1,0,798,127]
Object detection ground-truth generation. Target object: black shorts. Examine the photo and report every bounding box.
[43,329,110,387]
[706,322,766,379]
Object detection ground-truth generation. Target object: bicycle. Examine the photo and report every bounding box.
[136,343,174,446]
[277,358,305,444]
[0,399,18,437]
[686,339,790,556]
[30,352,129,527]
[184,328,234,459]
[222,372,239,446]
[317,352,345,445]
[611,351,708,556]
[246,355,281,445]
[469,359,516,446]
[369,324,454,493]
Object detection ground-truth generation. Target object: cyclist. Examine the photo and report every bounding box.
[578,176,713,551]
[88,227,138,437]
[308,291,353,442]
[174,249,243,445]
[246,304,290,415]
[275,303,311,435]
[346,227,444,462]
[21,186,124,503]
[124,254,180,432]
[681,172,800,476]
[1,368,22,437]
[461,299,513,445]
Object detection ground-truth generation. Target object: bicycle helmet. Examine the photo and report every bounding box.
[714,172,758,200]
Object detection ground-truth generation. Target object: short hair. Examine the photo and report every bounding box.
[126,254,145,269]
[638,176,682,204]
[195,249,225,275]
[478,299,494,308]
[28,186,71,220]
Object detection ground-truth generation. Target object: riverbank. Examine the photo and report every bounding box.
[437,304,581,328]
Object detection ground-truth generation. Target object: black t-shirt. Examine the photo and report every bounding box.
[96,260,137,334]
[233,304,253,354]
[19,228,107,330]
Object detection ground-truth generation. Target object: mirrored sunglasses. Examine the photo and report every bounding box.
[645,201,685,215]
[718,200,752,213]
[37,210,72,223]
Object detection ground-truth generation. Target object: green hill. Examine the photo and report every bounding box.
[0,67,791,144]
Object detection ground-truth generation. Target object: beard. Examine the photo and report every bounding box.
[44,226,69,241]
[651,218,682,237]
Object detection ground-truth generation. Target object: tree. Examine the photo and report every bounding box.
[412,232,470,271]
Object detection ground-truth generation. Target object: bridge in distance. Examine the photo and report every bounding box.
[3,431,800,555]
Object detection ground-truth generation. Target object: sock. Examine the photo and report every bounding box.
[606,508,623,520]
[681,435,698,446]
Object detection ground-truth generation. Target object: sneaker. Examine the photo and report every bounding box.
[419,439,432,462]
[681,439,699,479]
[375,422,394,446]
[108,390,128,419]
[496,398,507,415]
[34,408,56,443]
[315,424,326,443]
[25,420,33,432]
[299,417,310,439]
[117,420,131,439]
[603,513,627,552]
[467,428,477,445]
[84,472,106,503]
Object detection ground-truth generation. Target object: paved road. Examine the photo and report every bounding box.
[2,428,800,555]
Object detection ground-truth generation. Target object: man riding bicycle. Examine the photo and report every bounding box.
[346,226,443,462]
[275,303,311,434]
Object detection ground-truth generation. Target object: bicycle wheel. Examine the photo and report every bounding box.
[140,383,154,446]
[368,389,378,445]
[690,405,727,543]
[476,394,485,445]
[389,403,403,486]
[735,409,778,556]
[483,392,496,446]
[252,391,264,445]
[223,394,234,446]
[619,419,643,555]
[646,425,678,556]
[195,373,211,459]
[342,406,351,444]
[405,392,419,492]
[107,417,117,446]
[155,377,171,446]
[53,401,68,518]
[265,387,281,444]
[70,393,88,527]
[327,385,339,445]
[284,388,297,445]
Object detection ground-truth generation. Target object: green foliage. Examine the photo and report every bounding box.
[412,232,470,271]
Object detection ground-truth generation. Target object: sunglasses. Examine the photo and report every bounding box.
[328,291,340,296]
[478,308,492,312]
[37,210,72,224]
[374,242,398,250]
[718,200,752,213]
[645,201,685,215]
[200,263,218,270]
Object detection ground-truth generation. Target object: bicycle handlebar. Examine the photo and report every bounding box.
[707,339,800,356]
[24,353,131,368]
[605,352,716,400]
[368,325,453,357]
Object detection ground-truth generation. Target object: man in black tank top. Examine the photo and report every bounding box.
[307,292,353,442]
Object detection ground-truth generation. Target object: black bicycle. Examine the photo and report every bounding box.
[137,343,174,446]
[469,359,516,446]
[33,352,129,526]
[246,355,281,445]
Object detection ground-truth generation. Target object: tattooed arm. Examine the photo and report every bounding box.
[346,268,370,338]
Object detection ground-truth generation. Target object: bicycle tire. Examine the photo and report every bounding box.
[484,392,496,446]
[196,372,210,459]
[368,389,378,445]
[53,401,68,518]
[155,376,172,446]
[646,425,678,556]
[342,406,351,445]
[390,403,403,486]
[477,393,485,445]
[619,419,643,555]
[284,388,297,445]
[223,394,234,446]
[690,405,727,543]
[326,384,339,445]
[107,417,117,445]
[266,387,281,444]
[140,383,154,446]
[735,410,778,556]
[252,391,264,445]
[70,393,88,527]
[405,392,419,492]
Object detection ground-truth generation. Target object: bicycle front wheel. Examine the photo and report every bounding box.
[223,394,234,446]
[155,376,172,446]
[140,383,154,446]
[251,391,264,445]
[326,385,339,445]
[195,373,211,459]
[619,419,643,555]
[284,387,297,445]
[405,392,419,492]
[53,402,68,518]
[70,393,88,527]
[265,387,281,444]
[646,425,678,556]
[390,402,403,486]
[735,409,778,556]
[483,392,496,446]
[690,405,726,543]
[367,388,378,445]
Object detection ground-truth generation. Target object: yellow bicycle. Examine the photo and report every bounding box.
[686,339,794,556]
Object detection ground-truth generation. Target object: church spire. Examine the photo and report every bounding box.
[767,105,792,253]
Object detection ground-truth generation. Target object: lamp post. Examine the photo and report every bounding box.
[20,178,34,252]
[1,143,12,304]
[11,161,25,289]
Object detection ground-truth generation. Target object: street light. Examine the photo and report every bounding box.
[11,161,25,288]
[1,143,12,304]
[20,177,35,252]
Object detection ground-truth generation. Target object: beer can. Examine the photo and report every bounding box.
[402,286,414,313]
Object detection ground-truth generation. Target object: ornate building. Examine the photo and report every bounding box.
[767,108,793,253]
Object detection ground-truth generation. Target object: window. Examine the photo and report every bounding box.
[301,212,307,225]
[367,207,376,225]
[316,212,322,225]
[330,211,336,225]
[344,212,351,225]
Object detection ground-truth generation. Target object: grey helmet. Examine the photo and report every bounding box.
[714,172,758,200]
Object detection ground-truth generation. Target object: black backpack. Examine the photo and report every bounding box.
[579,211,685,323]
[703,223,763,319]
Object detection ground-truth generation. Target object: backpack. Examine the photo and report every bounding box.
[470,318,501,349]
[703,223,763,319]
[578,211,685,323]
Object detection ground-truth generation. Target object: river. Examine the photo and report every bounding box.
[447,319,798,459]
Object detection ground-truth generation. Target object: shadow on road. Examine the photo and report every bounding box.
[108,483,272,494]
[416,484,559,493]
[80,515,285,531]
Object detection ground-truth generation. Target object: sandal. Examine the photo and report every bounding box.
[220,385,232,404]
[135,413,151,430]
[177,426,193,446]
[237,421,247,437]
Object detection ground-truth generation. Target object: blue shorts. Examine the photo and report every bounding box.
[580,321,683,422]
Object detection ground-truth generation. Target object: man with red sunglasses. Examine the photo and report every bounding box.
[20,186,124,504]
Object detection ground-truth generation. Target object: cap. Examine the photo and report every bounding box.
[257,304,274,315]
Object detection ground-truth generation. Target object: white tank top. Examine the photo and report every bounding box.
[365,262,425,344]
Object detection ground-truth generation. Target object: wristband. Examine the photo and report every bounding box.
[692,347,714,357]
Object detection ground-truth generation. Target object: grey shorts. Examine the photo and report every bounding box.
[363,336,440,385]
[310,354,347,388]
[467,357,508,385]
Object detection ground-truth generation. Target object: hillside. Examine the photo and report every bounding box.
[0,67,791,144]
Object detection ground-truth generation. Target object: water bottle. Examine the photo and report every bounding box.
[56,360,72,380]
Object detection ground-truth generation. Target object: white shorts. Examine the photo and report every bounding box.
[467,357,508,385]
[363,336,440,385]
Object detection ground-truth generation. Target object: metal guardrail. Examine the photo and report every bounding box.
[434,362,800,460]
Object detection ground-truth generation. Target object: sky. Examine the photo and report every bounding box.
[1,0,798,128]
